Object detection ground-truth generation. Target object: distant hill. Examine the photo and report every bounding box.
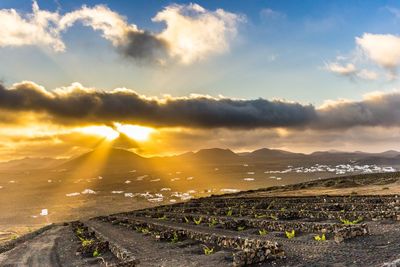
[378,150,400,157]
[0,157,66,171]
[188,148,239,162]
[308,150,400,164]
[246,148,306,160]
[2,147,400,172]
[358,155,400,165]
[59,148,148,171]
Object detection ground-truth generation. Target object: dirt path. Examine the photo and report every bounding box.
[0,225,102,267]
[0,226,63,267]
[85,219,232,267]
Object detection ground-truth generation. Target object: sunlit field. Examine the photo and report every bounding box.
[1,145,398,230]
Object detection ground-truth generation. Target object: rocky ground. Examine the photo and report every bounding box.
[1,173,400,266]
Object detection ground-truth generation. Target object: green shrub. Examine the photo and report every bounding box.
[76,227,84,236]
[258,229,268,235]
[270,215,278,221]
[183,216,189,223]
[226,208,233,216]
[314,233,326,241]
[237,226,245,231]
[208,218,218,227]
[158,215,167,220]
[170,232,179,243]
[93,248,101,257]
[285,230,295,239]
[340,217,363,225]
[202,245,214,255]
[81,239,94,247]
[193,217,203,225]
[141,228,150,234]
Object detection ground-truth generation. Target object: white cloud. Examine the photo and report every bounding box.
[0,1,64,51]
[259,8,286,20]
[59,4,138,46]
[324,33,400,80]
[153,3,243,64]
[324,61,379,81]
[0,1,243,65]
[325,62,356,76]
[356,33,400,70]
[357,69,378,80]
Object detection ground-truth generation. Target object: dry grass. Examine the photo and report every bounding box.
[236,182,400,198]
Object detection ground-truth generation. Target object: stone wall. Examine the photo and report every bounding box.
[97,216,285,267]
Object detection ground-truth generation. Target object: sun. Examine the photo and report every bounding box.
[78,123,154,142]
[114,123,154,141]
[78,125,120,140]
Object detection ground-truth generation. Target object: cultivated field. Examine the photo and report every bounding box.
[1,172,400,266]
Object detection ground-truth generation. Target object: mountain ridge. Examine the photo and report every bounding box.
[2,147,400,172]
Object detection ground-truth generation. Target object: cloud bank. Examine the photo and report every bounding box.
[1,81,400,130]
[0,2,243,64]
[0,82,316,128]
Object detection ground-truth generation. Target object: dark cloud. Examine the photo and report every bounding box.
[119,30,169,64]
[0,82,316,128]
[2,82,400,130]
[160,98,316,128]
[317,93,400,129]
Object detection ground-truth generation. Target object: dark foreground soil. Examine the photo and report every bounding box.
[2,173,400,267]
[86,219,232,267]
[2,219,398,267]
[0,224,118,267]
[263,220,400,266]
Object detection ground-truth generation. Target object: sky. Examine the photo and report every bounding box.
[1,0,400,160]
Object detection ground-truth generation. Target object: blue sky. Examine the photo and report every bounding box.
[1,0,400,105]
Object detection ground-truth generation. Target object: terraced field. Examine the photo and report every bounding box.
[1,193,400,266]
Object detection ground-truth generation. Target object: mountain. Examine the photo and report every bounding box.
[309,151,369,163]
[173,148,240,163]
[194,148,238,160]
[358,155,400,165]
[307,150,400,166]
[378,150,400,157]
[58,148,148,171]
[8,147,400,173]
[246,148,306,160]
[0,157,66,171]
